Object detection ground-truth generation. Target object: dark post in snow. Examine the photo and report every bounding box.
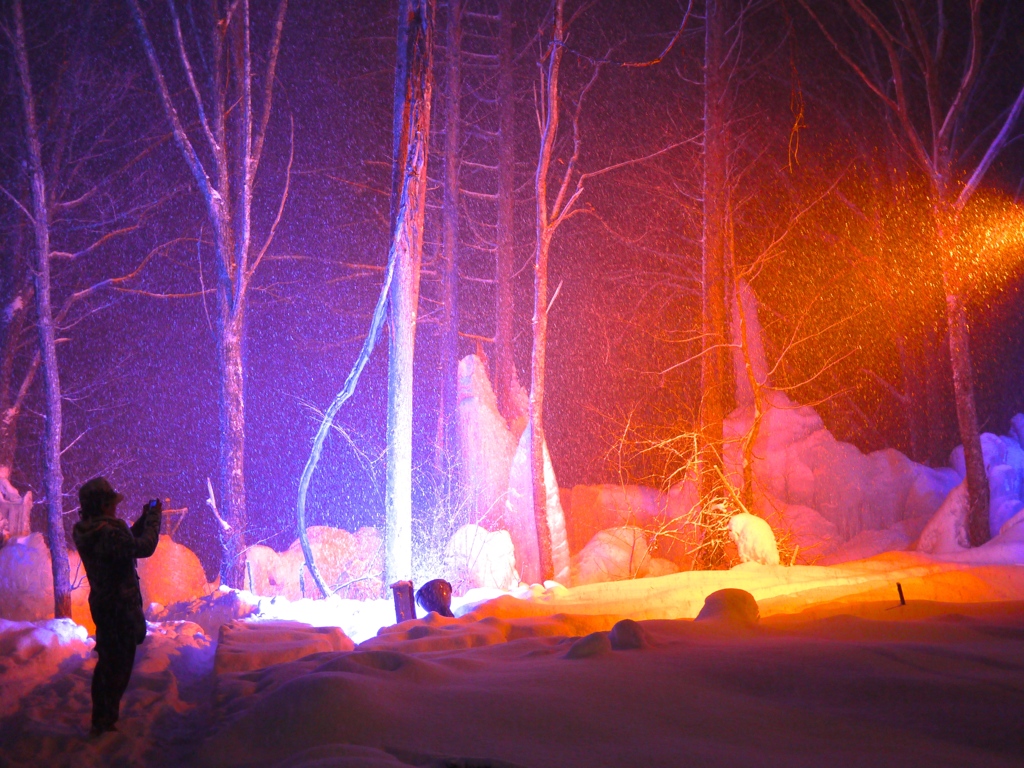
[11,0,72,618]
[385,0,435,587]
[698,0,734,567]
[130,0,290,586]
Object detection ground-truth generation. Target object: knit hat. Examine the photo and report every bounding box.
[79,477,124,518]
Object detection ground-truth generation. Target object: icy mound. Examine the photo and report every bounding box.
[457,354,521,527]
[571,526,678,585]
[245,525,384,602]
[137,535,214,607]
[0,532,211,630]
[442,524,519,593]
[506,424,571,585]
[0,533,92,627]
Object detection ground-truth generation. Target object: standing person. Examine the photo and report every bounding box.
[72,477,162,736]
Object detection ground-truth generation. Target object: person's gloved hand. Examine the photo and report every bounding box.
[144,499,163,515]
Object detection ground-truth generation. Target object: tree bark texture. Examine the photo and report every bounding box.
[218,311,248,587]
[13,0,72,618]
[945,289,988,545]
[438,0,461,466]
[385,0,434,587]
[698,0,732,568]
[493,0,518,423]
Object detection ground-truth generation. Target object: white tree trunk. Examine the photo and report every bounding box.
[385,0,434,587]
[13,0,71,618]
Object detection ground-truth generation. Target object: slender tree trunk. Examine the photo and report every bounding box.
[385,0,434,587]
[941,275,989,547]
[13,0,71,617]
[218,308,248,586]
[438,0,461,467]
[932,192,990,544]
[529,1,565,582]
[698,0,732,568]
[946,291,988,544]
[493,0,517,422]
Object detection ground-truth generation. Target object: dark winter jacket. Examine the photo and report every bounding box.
[73,506,161,643]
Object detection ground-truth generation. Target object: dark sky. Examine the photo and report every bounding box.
[2,0,1023,575]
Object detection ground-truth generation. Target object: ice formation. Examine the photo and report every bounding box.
[505,423,571,585]
[441,523,519,593]
[0,467,31,544]
[456,354,521,527]
[244,525,383,601]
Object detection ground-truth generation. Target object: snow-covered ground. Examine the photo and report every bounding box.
[2,556,1023,767]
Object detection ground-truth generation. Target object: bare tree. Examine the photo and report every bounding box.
[529,0,692,578]
[7,0,71,617]
[798,0,1024,545]
[294,0,436,597]
[3,0,167,615]
[130,0,290,585]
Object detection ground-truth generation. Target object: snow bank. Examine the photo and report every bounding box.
[198,592,1024,768]
[0,618,92,718]
[694,588,760,627]
[215,620,354,674]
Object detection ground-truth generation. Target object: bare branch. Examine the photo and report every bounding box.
[957,82,1024,209]
[0,183,34,224]
[128,0,220,212]
[248,114,293,279]
[250,0,288,179]
[167,0,221,156]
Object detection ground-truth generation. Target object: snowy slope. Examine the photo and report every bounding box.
[2,560,1024,767]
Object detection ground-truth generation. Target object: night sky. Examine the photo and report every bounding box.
[3,0,1023,576]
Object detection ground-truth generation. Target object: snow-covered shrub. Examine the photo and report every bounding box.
[442,524,519,594]
[728,513,780,566]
